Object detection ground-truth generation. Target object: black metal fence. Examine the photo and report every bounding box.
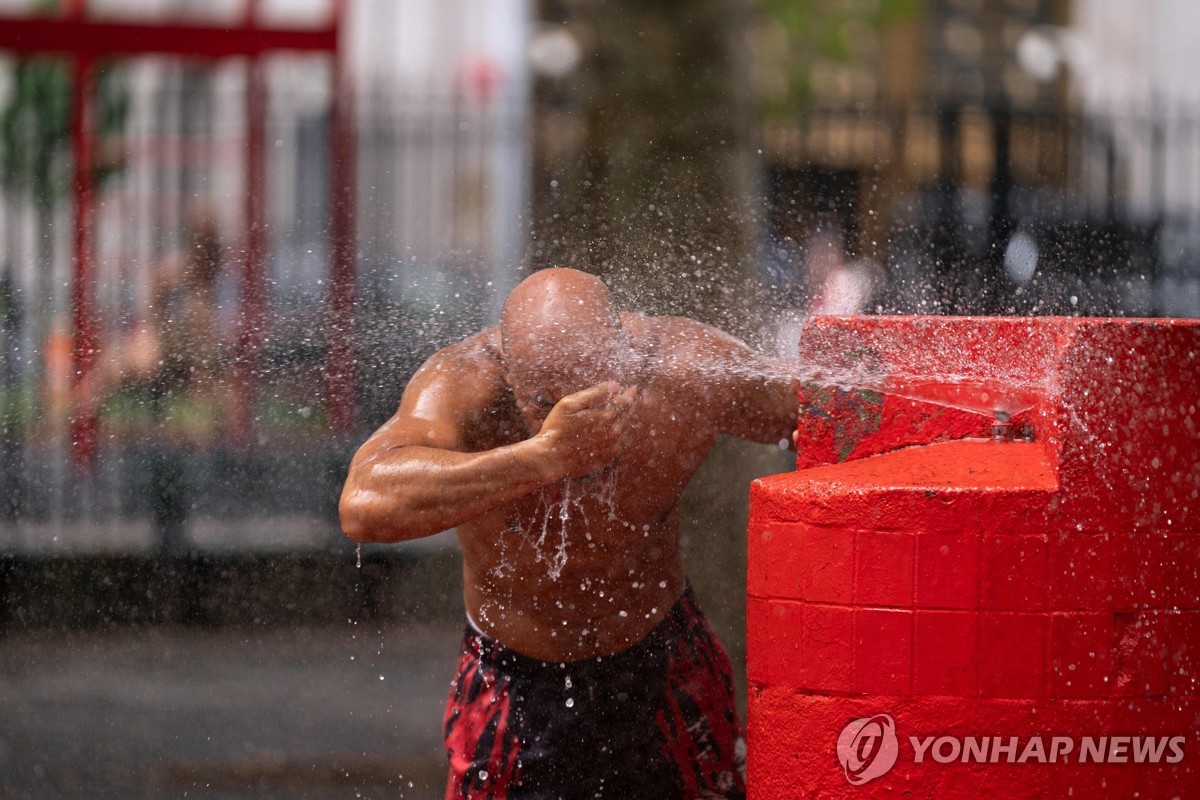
[762,100,1200,318]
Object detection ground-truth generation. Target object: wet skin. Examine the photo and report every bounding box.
[340,312,797,662]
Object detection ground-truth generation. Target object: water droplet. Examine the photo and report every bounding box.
[565,697,574,708]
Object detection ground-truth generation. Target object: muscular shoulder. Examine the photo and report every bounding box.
[407,327,506,414]
[396,327,526,450]
[417,327,503,382]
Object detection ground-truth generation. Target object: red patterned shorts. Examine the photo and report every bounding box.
[443,583,746,799]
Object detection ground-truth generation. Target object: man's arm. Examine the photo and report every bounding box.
[665,318,799,447]
[339,348,629,543]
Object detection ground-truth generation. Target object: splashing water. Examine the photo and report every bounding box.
[533,480,573,581]
[688,347,1053,421]
[486,466,606,583]
[496,318,1059,582]
[787,322,1060,418]
[524,464,623,581]
[850,370,1049,418]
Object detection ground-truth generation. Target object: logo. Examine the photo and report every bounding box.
[833,712,1186,788]
[837,714,899,785]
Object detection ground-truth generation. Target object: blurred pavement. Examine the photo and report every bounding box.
[0,619,463,799]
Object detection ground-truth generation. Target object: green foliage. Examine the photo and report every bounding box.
[0,58,71,205]
[0,58,129,205]
[96,391,328,439]
[758,0,920,115]
[0,386,37,428]
[255,398,328,433]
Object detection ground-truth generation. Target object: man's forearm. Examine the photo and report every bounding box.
[339,438,555,543]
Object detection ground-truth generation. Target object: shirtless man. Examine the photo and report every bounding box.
[340,268,797,799]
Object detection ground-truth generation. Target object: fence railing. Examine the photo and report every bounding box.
[761,100,1200,317]
[0,59,529,551]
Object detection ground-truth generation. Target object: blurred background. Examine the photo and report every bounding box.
[1,0,1198,797]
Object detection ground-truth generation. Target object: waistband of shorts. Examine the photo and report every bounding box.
[465,606,486,636]
[462,580,698,676]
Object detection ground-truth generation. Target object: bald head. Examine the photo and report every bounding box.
[500,268,628,405]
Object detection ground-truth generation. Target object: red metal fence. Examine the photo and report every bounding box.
[0,0,354,470]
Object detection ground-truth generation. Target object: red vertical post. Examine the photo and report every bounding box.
[325,4,356,436]
[69,55,97,471]
[234,57,268,443]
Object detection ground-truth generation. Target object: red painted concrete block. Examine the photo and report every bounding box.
[1182,610,1200,687]
[745,597,802,686]
[1054,321,1200,534]
[749,317,1200,798]
[1138,751,1200,800]
[855,530,914,607]
[854,607,912,695]
[792,316,1060,471]
[913,610,976,695]
[797,526,855,604]
[1110,532,1170,611]
[1112,611,1169,697]
[794,383,993,470]
[798,603,855,693]
[1165,534,1200,609]
[1049,612,1114,699]
[746,689,901,799]
[980,534,1049,611]
[916,532,978,609]
[1167,610,1200,697]
[978,613,1048,698]
[1048,532,1112,611]
[1109,531,1200,612]
[745,520,770,597]
[747,520,855,602]
[746,520,809,599]
[751,440,1058,534]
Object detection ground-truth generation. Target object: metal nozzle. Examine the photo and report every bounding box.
[991,410,1013,441]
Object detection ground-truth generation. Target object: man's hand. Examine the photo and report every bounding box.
[533,382,634,481]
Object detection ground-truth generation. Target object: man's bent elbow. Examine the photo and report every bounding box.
[338,494,373,543]
[339,490,403,543]
[339,487,442,543]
